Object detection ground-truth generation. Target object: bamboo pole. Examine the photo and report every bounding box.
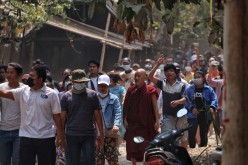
[99,12,111,72]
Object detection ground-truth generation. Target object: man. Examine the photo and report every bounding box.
[60,69,104,165]
[165,56,174,64]
[0,63,24,165]
[123,69,160,165]
[59,68,72,90]
[119,57,135,91]
[0,65,7,83]
[0,65,65,165]
[148,55,188,148]
[87,60,101,92]
[154,55,174,80]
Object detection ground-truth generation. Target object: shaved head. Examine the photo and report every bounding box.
[136,69,146,76]
[135,69,147,87]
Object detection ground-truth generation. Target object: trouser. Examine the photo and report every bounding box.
[66,135,96,165]
[19,137,56,165]
[0,130,20,165]
[215,109,222,137]
[188,112,211,148]
[96,137,119,165]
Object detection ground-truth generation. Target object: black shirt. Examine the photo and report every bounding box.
[194,87,204,110]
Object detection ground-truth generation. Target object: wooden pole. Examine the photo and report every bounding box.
[99,12,111,72]
[222,0,248,164]
[118,47,124,62]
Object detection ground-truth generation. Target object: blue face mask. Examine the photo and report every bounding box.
[122,64,131,71]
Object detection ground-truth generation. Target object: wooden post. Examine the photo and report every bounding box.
[128,49,132,58]
[99,12,111,72]
[222,0,248,164]
[118,47,124,62]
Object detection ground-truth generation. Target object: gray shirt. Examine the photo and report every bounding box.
[61,88,101,136]
[0,82,24,131]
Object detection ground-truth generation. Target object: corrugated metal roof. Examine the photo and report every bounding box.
[46,16,150,50]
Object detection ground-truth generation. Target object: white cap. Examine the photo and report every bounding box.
[210,60,220,66]
[98,75,110,86]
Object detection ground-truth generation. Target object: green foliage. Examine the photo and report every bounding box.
[0,0,72,43]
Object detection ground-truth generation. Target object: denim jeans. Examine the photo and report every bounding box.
[66,135,96,165]
[0,129,20,165]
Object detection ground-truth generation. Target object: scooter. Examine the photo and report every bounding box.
[134,109,193,165]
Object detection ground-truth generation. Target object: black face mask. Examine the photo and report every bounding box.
[27,77,34,87]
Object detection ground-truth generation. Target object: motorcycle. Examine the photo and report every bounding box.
[134,109,193,165]
[209,145,222,165]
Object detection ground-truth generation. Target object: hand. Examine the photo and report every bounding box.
[154,120,160,132]
[56,134,66,151]
[124,119,128,129]
[192,108,199,115]
[170,101,178,108]
[112,125,119,133]
[157,55,165,65]
[98,134,104,149]
[210,108,215,115]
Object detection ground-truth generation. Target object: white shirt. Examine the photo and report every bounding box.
[87,77,98,92]
[12,85,61,138]
[154,69,166,80]
[0,82,24,130]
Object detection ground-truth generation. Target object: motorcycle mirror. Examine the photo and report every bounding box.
[133,136,144,143]
[177,108,187,118]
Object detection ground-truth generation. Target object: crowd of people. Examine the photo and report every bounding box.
[0,49,224,165]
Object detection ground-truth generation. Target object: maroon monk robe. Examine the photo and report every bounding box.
[123,84,158,162]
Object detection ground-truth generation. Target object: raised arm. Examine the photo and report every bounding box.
[148,55,165,85]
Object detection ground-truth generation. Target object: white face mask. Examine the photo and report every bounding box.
[159,64,165,71]
[98,92,108,98]
[73,83,86,91]
[185,66,192,72]
[193,78,203,86]
[122,64,131,71]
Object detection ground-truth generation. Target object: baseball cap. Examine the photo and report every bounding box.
[98,75,110,86]
[210,61,220,66]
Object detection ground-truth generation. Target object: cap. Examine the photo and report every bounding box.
[69,69,90,83]
[210,61,220,66]
[164,64,177,73]
[98,75,110,86]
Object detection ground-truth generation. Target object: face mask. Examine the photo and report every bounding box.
[27,77,34,87]
[193,78,203,86]
[98,92,108,98]
[122,64,131,71]
[185,66,191,72]
[159,64,165,71]
[64,81,70,89]
[73,83,86,91]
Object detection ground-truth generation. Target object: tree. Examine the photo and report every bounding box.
[222,0,248,164]
[0,0,72,44]
[115,0,223,49]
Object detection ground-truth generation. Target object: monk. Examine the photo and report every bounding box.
[123,69,160,165]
